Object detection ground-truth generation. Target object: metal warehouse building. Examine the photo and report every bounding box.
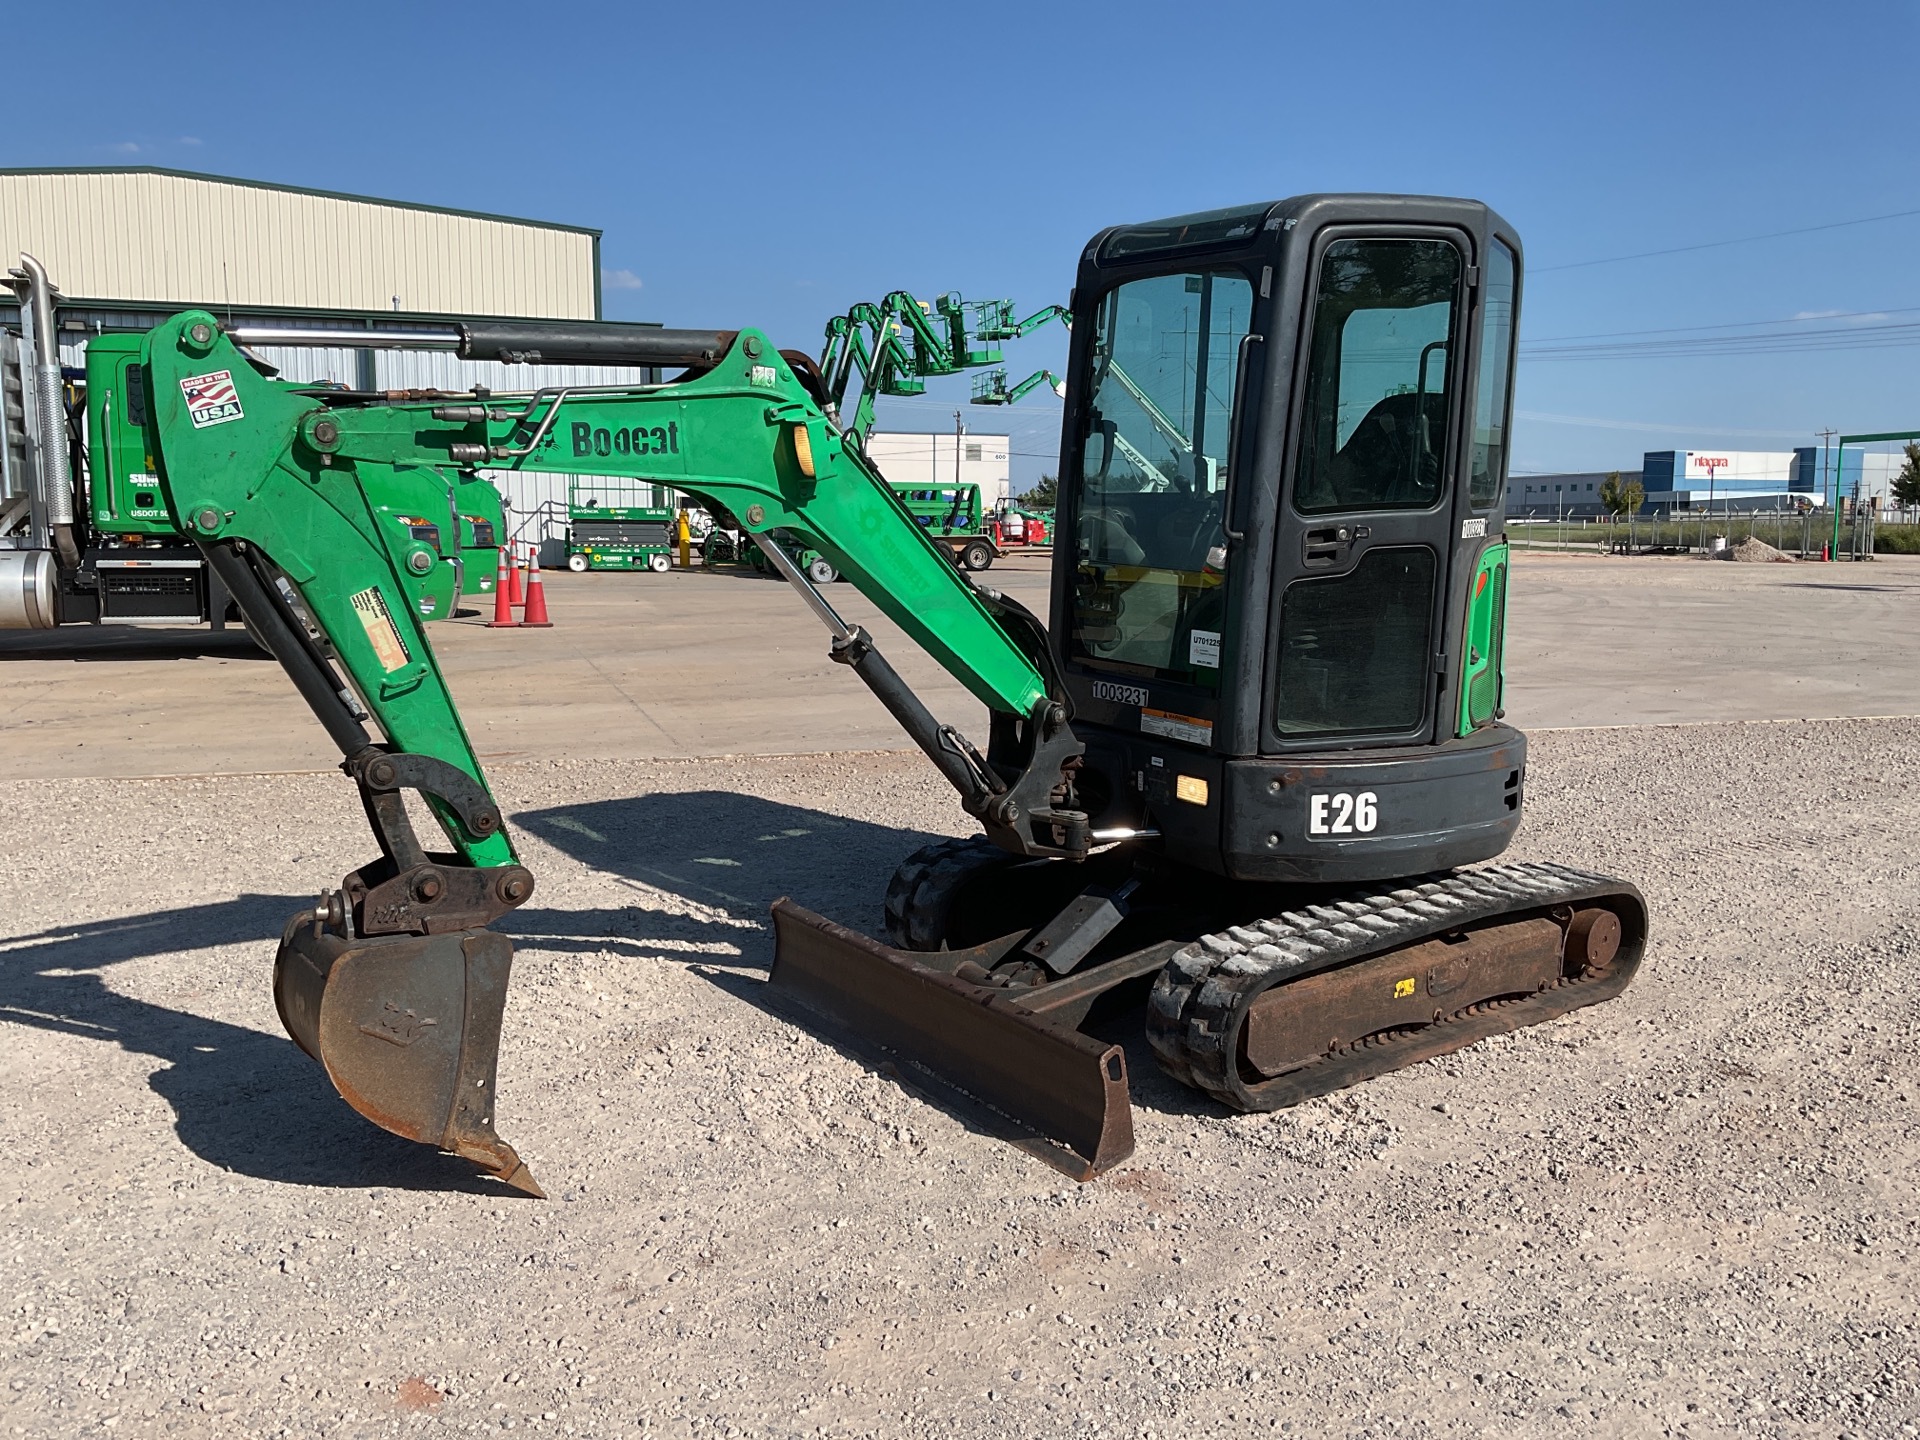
[0,167,601,318]
[0,167,655,553]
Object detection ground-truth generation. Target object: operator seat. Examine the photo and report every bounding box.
[1317,391,1447,510]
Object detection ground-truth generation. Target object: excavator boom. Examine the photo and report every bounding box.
[129,293,1100,1186]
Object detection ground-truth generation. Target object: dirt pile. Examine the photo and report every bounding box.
[1727,535,1795,562]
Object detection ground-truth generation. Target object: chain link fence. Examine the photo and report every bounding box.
[1507,508,1916,559]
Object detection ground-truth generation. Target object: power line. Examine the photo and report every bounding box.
[1522,317,1920,362]
[1527,304,1920,343]
[1514,410,1810,438]
[1534,206,1920,274]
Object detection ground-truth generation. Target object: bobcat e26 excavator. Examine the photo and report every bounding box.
[31,194,1646,1193]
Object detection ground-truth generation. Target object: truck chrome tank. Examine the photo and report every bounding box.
[0,548,57,628]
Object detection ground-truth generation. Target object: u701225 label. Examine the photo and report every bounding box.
[1308,791,1378,836]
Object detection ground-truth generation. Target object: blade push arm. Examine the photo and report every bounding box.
[141,312,533,935]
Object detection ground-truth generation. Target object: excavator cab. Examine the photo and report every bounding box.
[1054,195,1526,882]
[773,198,1639,1177]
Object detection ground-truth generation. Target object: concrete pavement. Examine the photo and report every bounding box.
[3,551,1917,778]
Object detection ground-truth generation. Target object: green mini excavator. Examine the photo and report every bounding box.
[81,194,1646,1191]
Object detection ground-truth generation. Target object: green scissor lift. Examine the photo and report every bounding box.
[565,479,678,572]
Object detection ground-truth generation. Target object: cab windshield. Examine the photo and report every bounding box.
[1069,268,1253,687]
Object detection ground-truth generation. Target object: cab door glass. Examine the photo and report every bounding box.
[1070,269,1254,685]
[1293,239,1461,515]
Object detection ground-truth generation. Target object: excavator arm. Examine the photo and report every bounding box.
[142,311,540,1193]
[136,299,1096,1190]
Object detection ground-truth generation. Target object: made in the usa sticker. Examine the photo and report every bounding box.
[181,370,244,429]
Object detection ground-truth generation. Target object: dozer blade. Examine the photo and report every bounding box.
[767,900,1134,1180]
[273,912,543,1195]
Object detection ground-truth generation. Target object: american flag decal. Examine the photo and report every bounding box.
[180,369,245,429]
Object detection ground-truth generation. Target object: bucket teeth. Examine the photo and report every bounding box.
[273,912,539,1194]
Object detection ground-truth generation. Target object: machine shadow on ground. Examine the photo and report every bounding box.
[513,789,1225,1136]
[511,789,938,964]
[0,895,503,1194]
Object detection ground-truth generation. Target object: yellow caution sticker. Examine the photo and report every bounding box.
[1393,977,1417,999]
[1142,707,1214,746]
[349,586,413,673]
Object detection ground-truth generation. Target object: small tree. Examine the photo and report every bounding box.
[1598,470,1644,517]
[1020,474,1059,509]
[1892,442,1920,509]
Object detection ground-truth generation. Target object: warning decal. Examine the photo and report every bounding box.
[180,370,245,429]
[349,586,413,673]
[1141,707,1213,747]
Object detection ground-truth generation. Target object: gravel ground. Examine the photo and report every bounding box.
[4,721,1920,1439]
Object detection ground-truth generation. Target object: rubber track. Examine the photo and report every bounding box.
[882,836,1013,950]
[1145,862,1647,1112]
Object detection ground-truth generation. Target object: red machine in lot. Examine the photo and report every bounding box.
[990,507,1049,549]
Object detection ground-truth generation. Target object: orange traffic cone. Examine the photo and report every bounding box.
[507,542,527,605]
[521,545,554,627]
[487,547,519,628]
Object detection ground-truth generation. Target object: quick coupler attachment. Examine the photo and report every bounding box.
[767,900,1134,1180]
[273,907,542,1196]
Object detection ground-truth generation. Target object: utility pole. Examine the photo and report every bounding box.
[953,409,965,494]
[1816,428,1836,512]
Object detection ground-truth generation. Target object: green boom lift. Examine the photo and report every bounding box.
[71,196,1647,1192]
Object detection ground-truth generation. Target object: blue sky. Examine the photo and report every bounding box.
[6,1,1917,486]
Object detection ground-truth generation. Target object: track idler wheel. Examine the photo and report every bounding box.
[273,909,542,1195]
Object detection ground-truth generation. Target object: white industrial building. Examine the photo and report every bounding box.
[1507,446,1892,518]
[1507,471,1624,519]
[1,166,649,558]
[0,167,600,319]
[865,431,1013,509]
[1638,449,1815,510]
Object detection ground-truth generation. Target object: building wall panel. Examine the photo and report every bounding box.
[0,170,596,319]
[866,431,1013,508]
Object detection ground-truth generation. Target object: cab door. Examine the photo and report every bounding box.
[1265,228,1473,752]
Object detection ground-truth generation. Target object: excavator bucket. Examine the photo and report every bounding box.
[767,900,1135,1179]
[272,911,543,1195]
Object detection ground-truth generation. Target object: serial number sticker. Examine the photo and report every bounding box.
[1141,707,1213,746]
[180,370,244,429]
[1092,679,1148,707]
[1308,790,1378,836]
[1189,629,1221,668]
[1461,517,1487,538]
[349,586,413,673]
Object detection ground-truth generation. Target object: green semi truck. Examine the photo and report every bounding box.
[1,278,502,632]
